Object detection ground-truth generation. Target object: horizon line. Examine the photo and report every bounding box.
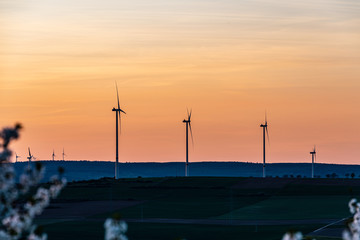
[11,160,360,166]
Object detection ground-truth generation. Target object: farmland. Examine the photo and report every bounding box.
[35,177,357,240]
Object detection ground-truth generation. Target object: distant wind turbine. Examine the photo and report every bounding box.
[260,113,270,178]
[52,150,56,161]
[62,148,66,161]
[183,109,193,177]
[27,147,35,167]
[310,146,316,178]
[112,82,126,179]
[15,152,20,163]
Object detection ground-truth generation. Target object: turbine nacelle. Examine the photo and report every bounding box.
[112,107,126,114]
[310,146,316,155]
[260,111,268,128]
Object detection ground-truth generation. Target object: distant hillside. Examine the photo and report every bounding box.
[12,161,360,182]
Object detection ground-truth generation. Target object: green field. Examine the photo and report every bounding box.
[36,177,357,240]
[218,195,349,220]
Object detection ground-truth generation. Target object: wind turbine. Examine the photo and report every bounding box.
[52,150,56,161]
[62,148,66,161]
[15,152,20,163]
[112,82,126,179]
[310,146,316,178]
[27,147,34,167]
[183,109,193,177]
[260,113,270,178]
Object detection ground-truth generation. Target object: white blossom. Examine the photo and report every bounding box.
[282,231,302,240]
[27,229,47,240]
[343,199,360,240]
[0,230,11,240]
[1,124,66,240]
[48,177,67,198]
[104,218,128,240]
[349,199,358,215]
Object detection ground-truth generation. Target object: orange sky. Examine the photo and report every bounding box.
[1,0,360,164]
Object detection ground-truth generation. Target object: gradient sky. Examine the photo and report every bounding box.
[1,0,360,164]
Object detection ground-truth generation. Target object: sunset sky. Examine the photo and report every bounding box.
[1,0,359,164]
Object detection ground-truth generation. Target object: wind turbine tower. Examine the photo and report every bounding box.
[62,148,66,161]
[260,114,270,178]
[183,109,193,177]
[310,146,316,178]
[15,153,20,163]
[52,150,56,161]
[112,82,126,179]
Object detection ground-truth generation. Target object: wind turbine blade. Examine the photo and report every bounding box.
[265,111,267,124]
[115,81,125,134]
[189,122,194,147]
[266,126,270,145]
[118,111,122,135]
[115,81,120,111]
[189,109,192,121]
[28,147,31,157]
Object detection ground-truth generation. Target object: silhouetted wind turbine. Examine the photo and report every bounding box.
[52,150,56,161]
[62,148,66,161]
[15,152,20,163]
[260,113,270,178]
[112,82,126,179]
[27,147,34,167]
[183,109,193,177]
[310,146,316,178]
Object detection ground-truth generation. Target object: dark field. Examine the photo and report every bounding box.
[35,177,358,240]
